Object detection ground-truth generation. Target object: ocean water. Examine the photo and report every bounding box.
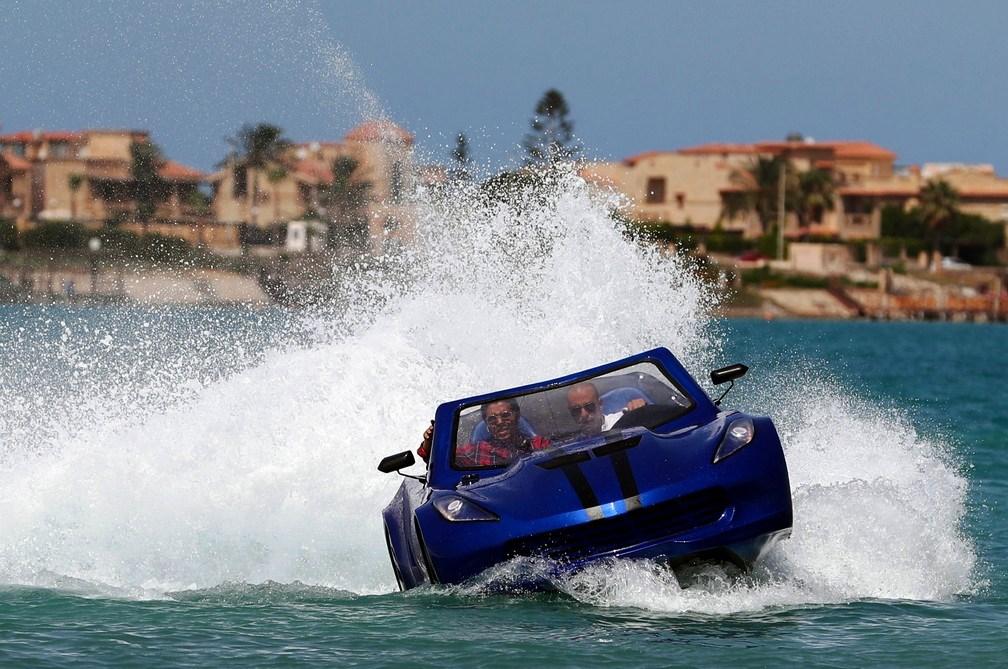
[0,178,1005,666]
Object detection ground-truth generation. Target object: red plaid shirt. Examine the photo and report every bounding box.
[454,435,551,468]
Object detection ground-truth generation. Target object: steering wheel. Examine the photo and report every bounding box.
[611,404,678,431]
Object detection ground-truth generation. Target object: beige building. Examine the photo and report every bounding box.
[584,140,900,240]
[0,129,206,232]
[209,120,416,252]
[583,139,1008,245]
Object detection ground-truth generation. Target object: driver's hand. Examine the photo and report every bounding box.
[626,398,646,411]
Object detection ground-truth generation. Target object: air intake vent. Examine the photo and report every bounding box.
[507,488,728,562]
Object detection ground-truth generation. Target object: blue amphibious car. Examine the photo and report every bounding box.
[378,348,792,590]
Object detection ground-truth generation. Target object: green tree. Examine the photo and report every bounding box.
[321,156,372,253]
[522,89,580,165]
[67,173,84,221]
[226,123,291,229]
[795,168,835,229]
[451,132,472,180]
[918,179,960,265]
[130,141,166,232]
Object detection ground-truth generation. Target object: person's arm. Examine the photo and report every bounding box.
[418,421,434,462]
[529,435,551,450]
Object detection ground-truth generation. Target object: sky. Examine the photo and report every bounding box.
[2,0,1008,174]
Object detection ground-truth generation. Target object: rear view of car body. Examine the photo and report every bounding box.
[385,411,792,589]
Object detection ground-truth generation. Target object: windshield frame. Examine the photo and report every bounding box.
[427,347,719,487]
[447,357,698,472]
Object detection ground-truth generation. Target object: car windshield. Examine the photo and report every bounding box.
[452,361,694,470]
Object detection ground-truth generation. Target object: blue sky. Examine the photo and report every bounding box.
[2,0,1007,173]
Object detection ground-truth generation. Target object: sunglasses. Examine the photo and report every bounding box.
[568,401,599,418]
[485,410,516,425]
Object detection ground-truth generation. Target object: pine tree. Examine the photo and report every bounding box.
[451,132,471,180]
[522,89,580,165]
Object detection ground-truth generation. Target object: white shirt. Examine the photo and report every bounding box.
[602,411,624,431]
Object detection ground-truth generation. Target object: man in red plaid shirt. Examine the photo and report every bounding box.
[417,398,550,467]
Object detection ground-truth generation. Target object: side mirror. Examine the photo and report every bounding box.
[710,363,748,386]
[378,450,416,474]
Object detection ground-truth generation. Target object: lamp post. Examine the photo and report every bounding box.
[777,158,786,261]
[88,236,101,296]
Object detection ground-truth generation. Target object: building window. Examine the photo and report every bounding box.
[8,143,26,156]
[50,141,70,158]
[2,175,12,198]
[675,192,685,209]
[842,196,872,215]
[645,177,666,203]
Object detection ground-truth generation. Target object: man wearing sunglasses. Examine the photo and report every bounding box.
[566,382,646,437]
[417,398,550,467]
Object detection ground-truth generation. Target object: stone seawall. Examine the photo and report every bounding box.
[0,264,270,305]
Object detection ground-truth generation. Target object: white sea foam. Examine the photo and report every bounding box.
[555,381,976,613]
[0,171,976,610]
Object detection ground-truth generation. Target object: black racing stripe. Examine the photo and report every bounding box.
[609,450,639,501]
[538,451,591,470]
[560,464,599,510]
[592,435,642,457]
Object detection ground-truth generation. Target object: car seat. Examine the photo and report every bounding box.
[469,416,537,444]
[600,387,652,415]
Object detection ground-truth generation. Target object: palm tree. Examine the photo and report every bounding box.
[226,123,291,229]
[723,156,798,235]
[320,156,372,253]
[130,141,166,234]
[796,168,835,231]
[67,173,84,221]
[918,179,960,268]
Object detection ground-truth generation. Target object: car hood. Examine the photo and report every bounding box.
[439,418,729,523]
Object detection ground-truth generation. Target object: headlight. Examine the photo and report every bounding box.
[433,495,500,522]
[712,416,755,464]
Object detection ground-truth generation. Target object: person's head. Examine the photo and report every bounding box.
[567,382,604,435]
[481,398,521,445]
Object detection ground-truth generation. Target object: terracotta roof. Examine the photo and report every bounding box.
[292,158,334,184]
[677,143,763,156]
[0,153,31,171]
[0,130,82,143]
[956,188,1008,199]
[344,120,414,144]
[159,160,205,182]
[678,140,896,161]
[623,150,675,166]
[829,141,897,160]
[755,140,896,160]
